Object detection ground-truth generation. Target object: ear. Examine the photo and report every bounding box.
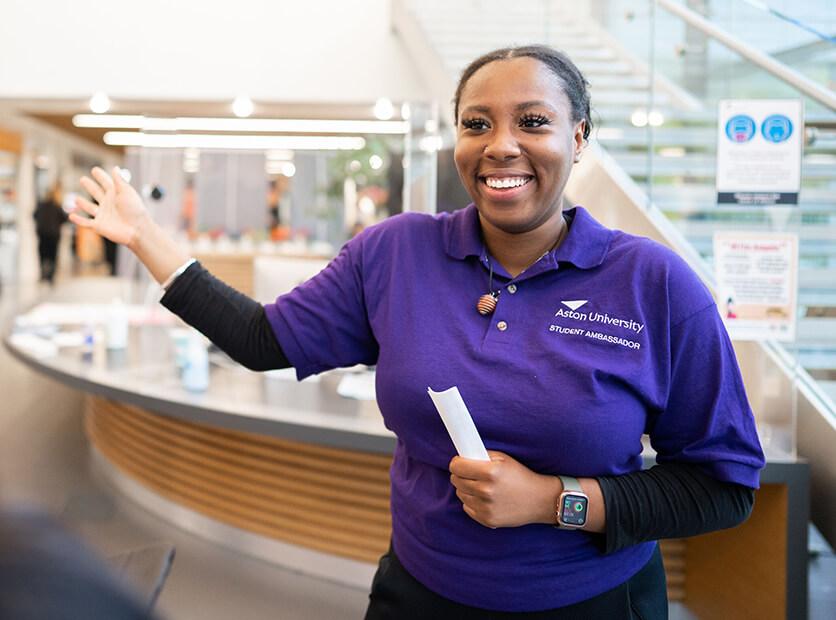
[573,120,586,163]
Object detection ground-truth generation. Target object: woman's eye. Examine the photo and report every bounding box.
[461,118,489,130]
[520,114,551,128]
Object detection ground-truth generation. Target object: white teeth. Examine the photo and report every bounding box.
[485,177,530,189]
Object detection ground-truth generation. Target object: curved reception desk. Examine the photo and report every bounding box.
[6,277,394,588]
[6,277,810,618]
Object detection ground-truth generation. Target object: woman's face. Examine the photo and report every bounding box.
[454,57,585,237]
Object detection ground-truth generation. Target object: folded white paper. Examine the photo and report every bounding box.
[427,386,490,461]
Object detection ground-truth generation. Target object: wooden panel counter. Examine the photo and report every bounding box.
[5,278,809,617]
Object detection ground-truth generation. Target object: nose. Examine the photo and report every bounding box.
[483,125,520,160]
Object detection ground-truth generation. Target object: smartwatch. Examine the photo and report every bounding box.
[555,475,589,529]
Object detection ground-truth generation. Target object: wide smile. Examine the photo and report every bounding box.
[483,176,532,189]
[479,175,533,199]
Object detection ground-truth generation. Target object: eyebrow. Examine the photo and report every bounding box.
[460,101,560,116]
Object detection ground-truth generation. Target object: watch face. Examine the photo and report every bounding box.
[560,493,588,527]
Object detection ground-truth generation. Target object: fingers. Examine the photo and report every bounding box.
[450,473,486,501]
[79,175,106,204]
[74,195,99,218]
[70,195,98,228]
[457,489,498,529]
[111,166,126,189]
[91,166,114,192]
[68,211,94,228]
[449,455,490,480]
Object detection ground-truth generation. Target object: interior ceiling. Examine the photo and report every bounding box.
[2,98,386,155]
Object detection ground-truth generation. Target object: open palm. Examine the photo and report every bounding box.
[70,166,150,248]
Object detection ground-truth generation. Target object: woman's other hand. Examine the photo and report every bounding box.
[449,451,561,529]
[71,166,149,249]
[70,166,190,285]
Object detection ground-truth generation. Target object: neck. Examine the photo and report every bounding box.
[481,215,567,278]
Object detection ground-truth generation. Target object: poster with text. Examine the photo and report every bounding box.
[714,232,798,341]
[716,99,803,206]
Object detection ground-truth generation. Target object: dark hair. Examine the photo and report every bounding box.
[453,45,592,141]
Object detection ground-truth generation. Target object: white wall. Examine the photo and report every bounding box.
[0,0,428,104]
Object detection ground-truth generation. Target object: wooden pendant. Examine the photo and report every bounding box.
[477,293,498,316]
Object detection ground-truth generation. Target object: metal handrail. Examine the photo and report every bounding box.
[656,0,836,112]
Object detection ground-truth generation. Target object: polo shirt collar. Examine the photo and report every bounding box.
[443,204,613,270]
[443,204,483,260]
[555,206,614,269]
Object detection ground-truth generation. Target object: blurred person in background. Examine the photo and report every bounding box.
[33,185,68,284]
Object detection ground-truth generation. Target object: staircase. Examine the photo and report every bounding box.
[400,0,836,384]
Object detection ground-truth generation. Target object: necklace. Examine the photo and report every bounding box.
[477,215,569,316]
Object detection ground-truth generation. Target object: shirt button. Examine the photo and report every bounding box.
[507,284,517,294]
[497,321,508,331]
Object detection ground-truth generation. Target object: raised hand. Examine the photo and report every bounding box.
[70,166,150,249]
[70,166,190,285]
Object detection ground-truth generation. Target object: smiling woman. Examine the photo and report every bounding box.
[70,44,765,620]
[454,55,583,277]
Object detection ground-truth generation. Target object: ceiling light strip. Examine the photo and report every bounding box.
[74,114,409,134]
[102,132,366,150]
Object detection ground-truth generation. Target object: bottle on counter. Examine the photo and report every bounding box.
[81,322,95,359]
[182,331,209,392]
[105,298,129,350]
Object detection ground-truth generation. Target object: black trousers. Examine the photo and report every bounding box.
[38,235,60,283]
[365,543,668,620]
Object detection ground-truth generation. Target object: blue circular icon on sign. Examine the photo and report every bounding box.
[725,115,756,143]
[761,114,793,143]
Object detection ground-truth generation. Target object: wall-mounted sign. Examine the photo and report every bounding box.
[714,232,798,341]
[716,99,803,206]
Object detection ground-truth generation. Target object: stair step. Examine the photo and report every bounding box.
[669,220,836,242]
[588,75,652,89]
[592,90,675,106]
[596,127,717,147]
[613,156,836,179]
[438,43,619,63]
[646,185,836,213]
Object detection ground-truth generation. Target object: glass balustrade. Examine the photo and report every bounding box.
[583,0,836,424]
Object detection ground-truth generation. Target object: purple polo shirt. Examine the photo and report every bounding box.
[264,205,765,611]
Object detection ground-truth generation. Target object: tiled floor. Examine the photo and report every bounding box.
[1,275,834,619]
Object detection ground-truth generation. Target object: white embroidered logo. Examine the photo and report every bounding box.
[561,300,588,311]
[550,301,645,350]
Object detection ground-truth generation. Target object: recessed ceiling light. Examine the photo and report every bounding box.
[630,111,648,127]
[374,97,394,120]
[281,162,296,177]
[89,92,111,114]
[232,95,254,118]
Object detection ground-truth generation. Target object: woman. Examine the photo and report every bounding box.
[71,46,765,618]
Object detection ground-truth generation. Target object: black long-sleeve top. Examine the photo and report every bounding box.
[161,261,755,554]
